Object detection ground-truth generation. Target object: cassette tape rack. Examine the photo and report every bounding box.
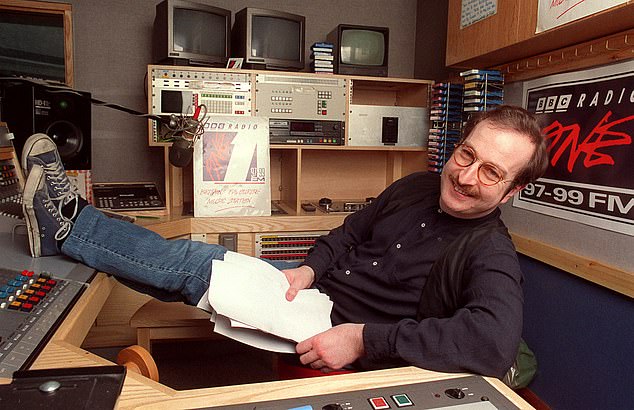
[427,82,463,174]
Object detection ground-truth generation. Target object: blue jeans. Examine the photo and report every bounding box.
[62,206,297,305]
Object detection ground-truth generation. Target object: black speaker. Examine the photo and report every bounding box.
[1,84,91,170]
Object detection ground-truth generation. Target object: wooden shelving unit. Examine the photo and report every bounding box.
[149,66,432,231]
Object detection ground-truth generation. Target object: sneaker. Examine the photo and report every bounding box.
[21,133,79,206]
[22,165,76,257]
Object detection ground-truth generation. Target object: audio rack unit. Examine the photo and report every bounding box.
[255,231,329,262]
[255,73,346,145]
[149,67,252,143]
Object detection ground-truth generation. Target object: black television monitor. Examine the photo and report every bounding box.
[0,5,71,84]
[152,0,231,67]
[232,7,305,71]
[327,24,389,77]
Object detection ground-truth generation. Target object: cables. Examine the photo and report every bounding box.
[161,103,208,146]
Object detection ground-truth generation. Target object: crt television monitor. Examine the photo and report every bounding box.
[0,3,72,85]
[232,7,305,71]
[327,24,389,77]
[153,0,231,67]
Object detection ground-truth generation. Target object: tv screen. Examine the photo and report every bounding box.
[0,10,65,83]
[153,0,231,67]
[232,8,305,71]
[341,29,386,66]
[328,24,389,77]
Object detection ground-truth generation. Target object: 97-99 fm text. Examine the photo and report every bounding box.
[520,181,634,217]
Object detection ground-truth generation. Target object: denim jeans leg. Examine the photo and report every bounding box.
[61,206,226,305]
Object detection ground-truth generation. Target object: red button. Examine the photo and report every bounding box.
[369,397,390,409]
[28,296,40,304]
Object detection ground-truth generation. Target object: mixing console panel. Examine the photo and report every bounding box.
[203,375,520,410]
[0,268,85,378]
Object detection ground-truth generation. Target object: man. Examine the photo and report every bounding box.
[21,105,548,379]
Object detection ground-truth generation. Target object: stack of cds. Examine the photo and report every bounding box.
[427,82,463,174]
[310,42,334,74]
[460,69,504,113]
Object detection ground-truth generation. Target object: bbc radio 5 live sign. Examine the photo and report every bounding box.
[514,60,634,236]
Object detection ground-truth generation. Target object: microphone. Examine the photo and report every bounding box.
[168,138,194,168]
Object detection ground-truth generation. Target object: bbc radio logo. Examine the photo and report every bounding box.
[535,94,573,114]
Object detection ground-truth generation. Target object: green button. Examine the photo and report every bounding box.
[391,394,413,407]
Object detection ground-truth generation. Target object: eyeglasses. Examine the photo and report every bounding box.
[452,144,512,186]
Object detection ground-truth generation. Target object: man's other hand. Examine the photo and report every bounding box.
[296,323,365,372]
[283,265,315,301]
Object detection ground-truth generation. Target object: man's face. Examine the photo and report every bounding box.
[439,120,534,219]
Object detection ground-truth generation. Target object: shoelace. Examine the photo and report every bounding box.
[45,201,73,241]
[41,160,78,241]
[43,160,80,204]
[44,200,74,241]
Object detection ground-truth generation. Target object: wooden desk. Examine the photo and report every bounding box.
[6,271,532,409]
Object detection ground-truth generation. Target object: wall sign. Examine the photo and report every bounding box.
[460,0,498,29]
[514,60,634,236]
[536,0,628,33]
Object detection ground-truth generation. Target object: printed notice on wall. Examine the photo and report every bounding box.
[514,60,634,236]
[193,116,271,217]
[536,0,627,33]
[460,0,498,29]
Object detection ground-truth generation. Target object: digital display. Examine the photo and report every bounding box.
[290,122,315,132]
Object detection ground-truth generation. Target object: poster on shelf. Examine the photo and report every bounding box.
[193,116,271,217]
[460,0,497,29]
[513,60,634,236]
[536,0,627,33]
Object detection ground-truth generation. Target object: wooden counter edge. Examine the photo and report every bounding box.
[511,233,634,298]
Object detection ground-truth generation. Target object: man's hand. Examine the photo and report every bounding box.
[282,265,315,301]
[296,323,365,372]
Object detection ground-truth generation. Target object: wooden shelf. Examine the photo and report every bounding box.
[446,0,634,69]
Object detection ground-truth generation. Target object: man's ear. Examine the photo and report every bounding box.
[500,184,526,204]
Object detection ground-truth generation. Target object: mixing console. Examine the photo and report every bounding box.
[203,375,520,409]
[0,268,86,378]
[0,147,23,219]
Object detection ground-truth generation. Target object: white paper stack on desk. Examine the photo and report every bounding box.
[196,251,333,353]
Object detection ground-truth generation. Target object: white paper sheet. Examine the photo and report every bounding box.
[206,251,333,350]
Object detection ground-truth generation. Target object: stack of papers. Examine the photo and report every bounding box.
[196,251,333,353]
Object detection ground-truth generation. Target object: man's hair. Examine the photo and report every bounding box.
[459,105,549,187]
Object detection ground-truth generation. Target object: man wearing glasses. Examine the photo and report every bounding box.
[21,105,548,379]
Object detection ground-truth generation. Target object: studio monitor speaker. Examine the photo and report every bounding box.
[1,84,91,170]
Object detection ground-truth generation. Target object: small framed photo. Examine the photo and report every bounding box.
[227,57,243,69]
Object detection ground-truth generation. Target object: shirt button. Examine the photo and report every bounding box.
[345,270,351,275]
[396,243,401,249]
[372,261,378,266]
[421,222,426,228]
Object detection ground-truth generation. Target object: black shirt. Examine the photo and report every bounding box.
[303,172,523,377]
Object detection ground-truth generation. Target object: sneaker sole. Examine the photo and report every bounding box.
[22,165,45,257]
[21,133,55,177]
